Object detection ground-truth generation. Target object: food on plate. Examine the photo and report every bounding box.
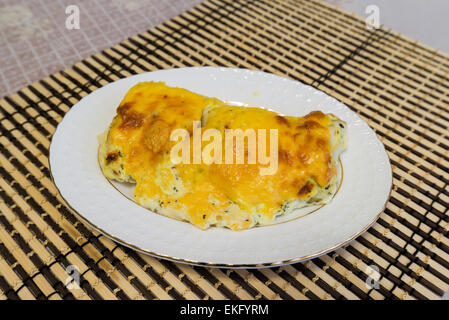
[99,82,347,230]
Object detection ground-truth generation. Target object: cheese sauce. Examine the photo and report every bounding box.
[100,82,347,230]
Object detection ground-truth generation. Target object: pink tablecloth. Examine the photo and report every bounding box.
[0,0,202,97]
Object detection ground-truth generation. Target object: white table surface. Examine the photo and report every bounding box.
[325,0,449,54]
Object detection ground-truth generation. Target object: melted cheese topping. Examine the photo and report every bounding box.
[100,82,347,230]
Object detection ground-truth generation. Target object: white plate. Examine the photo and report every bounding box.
[49,67,392,268]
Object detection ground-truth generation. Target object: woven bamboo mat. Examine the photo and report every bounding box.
[0,0,448,300]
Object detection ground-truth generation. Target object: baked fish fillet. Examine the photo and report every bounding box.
[99,82,347,230]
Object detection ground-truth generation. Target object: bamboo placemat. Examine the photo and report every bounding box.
[0,0,448,300]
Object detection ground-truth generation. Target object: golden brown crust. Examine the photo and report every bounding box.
[100,82,346,230]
